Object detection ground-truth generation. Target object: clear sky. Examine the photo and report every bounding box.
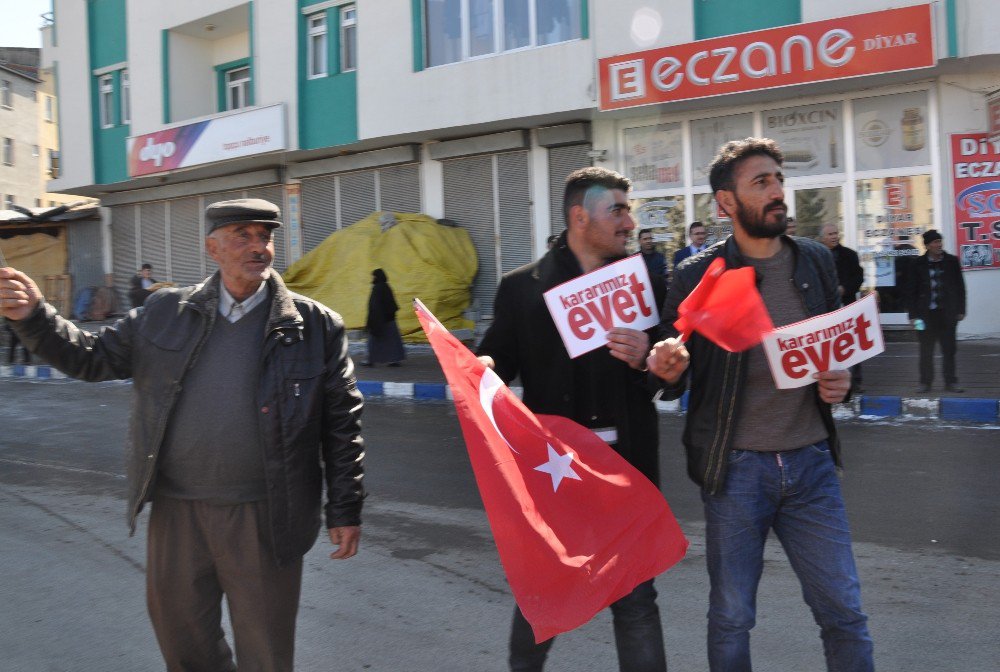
[0,0,52,49]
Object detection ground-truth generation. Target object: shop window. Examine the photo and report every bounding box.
[1,79,11,108]
[120,69,131,124]
[307,12,329,78]
[762,102,845,178]
[98,74,114,128]
[425,0,582,67]
[855,174,932,313]
[853,91,930,173]
[690,114,754,187]
[623,123,684,194]
[631,197,688,263]
[341,5,357,72]
[2,137,13,166]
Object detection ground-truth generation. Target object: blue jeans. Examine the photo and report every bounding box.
[702,442,873,672]
[509,579,666,671]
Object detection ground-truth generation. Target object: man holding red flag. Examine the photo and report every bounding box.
[648,138,874,672]
[477,167,670,672]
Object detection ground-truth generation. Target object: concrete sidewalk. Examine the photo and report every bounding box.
[3,324,999,423]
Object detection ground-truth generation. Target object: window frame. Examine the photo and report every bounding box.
[1,79,11,108]
[307,12,329,79]
[2,137,13,166]
[340,4,357,73]
[120,69,130,124]
[44,95,54,122]
[423,0,581,68]
[98,73,115,128]
[48,149,60,178]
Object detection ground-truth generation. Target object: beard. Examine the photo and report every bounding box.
[735,194,787,239]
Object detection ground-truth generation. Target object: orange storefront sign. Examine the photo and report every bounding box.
[599,4,935,111]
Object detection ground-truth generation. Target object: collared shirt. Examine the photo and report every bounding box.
[219,280,269,323]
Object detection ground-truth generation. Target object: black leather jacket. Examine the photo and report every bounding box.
[660,235,843,495]
[11,270,365,565]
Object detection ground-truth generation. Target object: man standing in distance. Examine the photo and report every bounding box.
[820,222,866,391]
[672,221,707,270]
[648,138,874,672]
[478,167,668,672]
[904,229,966,393]
[638,228,668,278]
[0,199,365,672]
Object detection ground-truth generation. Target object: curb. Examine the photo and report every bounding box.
[4,365,999,424]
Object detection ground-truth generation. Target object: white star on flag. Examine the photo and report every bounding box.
[533,444,582,492]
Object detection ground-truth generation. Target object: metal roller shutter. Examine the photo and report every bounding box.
[300,174,338,253]
[497,151,533,275]
[110,204,137,309]
[339,170,377,228]
[139,202,167,282]
[378,164,421,214]
[168,197,203,286]
[443,155,496,318]
[547,144,591,236]
[66,219,105,293]
[246,185,287,272]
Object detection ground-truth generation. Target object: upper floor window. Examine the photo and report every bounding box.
[120,70,131,124]
[307,13,329,78]
[225,66,251,111]
[2,137,13,166]
[44,95,54,121]
[3,194,14,208]
[425,0,581,67]
[1,79,11,108]
[341,5,357,72]
[48,149,60,178]
[99,74,115,128]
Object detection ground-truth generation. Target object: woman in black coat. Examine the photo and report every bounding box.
[365,269,405,366]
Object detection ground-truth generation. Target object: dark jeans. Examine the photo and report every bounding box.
[702,442,873,672]
[509,579,666,672]
[918,310,958,385]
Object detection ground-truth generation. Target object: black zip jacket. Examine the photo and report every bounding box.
[659,235,843,494]
[11,270,365,565]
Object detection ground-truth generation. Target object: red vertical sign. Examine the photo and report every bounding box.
[950,134,1000,271]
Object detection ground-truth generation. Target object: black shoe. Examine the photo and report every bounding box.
[945,384,964,393]
[916,384,931,393]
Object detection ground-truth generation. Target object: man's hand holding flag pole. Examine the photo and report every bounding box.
[413,298,688,644]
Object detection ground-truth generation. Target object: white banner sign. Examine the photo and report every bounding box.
[543,255,660,359]
[762,293,883,389]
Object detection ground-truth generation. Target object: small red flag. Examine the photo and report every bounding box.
[414,299,688,643]
[674,257,774,352]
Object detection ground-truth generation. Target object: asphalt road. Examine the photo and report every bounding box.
[1,379,998,671]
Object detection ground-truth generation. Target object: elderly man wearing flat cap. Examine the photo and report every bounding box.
[0,198,365,671]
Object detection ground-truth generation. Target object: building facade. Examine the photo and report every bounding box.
[42,0,1000,335]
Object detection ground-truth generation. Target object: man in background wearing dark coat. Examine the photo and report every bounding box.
[904,229,967,393]
[820,222,865,390]
[477,167,668,672]
[671,221,707,270]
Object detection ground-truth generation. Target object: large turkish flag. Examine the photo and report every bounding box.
[415,299,688,643]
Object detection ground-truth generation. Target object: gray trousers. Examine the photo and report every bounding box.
[146,497,303,672]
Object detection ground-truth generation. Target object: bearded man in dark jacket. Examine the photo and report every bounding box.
[648,138,874,672]
[477,167,668,672]
[0,199,365,672]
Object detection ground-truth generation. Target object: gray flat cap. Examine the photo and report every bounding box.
[205,198,282,233]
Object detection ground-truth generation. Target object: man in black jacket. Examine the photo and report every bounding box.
[647,138,873,672]
[904,229,967,393]
[821,222,865,389]
[477,167,668,672]
[0,199,365,672]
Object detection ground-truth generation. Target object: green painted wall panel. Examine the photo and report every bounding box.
[297,2,358,150]
[694,0,800,40]
[87,0,128,184]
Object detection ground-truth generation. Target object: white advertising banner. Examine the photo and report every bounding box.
[127,105,287,177]
[762,293,883,389]
[543,255,660,359]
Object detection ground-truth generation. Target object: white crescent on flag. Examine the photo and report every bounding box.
[478,366,519,454]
